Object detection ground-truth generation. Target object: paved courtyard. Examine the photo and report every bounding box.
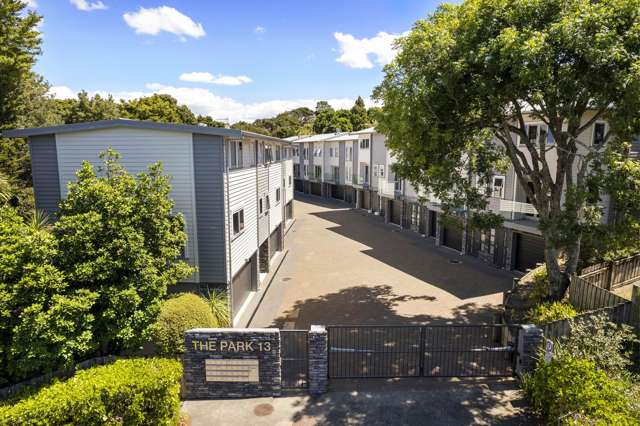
[182,378,535,426]
[250,195,515,328]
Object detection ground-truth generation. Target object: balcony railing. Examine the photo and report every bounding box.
[324,172,339,183]
[488,197,538,215]
[378,179,397,198]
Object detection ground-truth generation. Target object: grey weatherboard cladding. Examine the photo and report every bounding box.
[192,133,227,283]
[28,134,61,217]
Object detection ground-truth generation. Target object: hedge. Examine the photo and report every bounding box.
[0,358,182,426]
[152,293,217,355]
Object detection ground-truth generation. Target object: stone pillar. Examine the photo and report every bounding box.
[308,325,328,395]
[515,324,544,379]
[503,229,515,271]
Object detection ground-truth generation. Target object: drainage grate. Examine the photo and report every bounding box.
[449,259,462,264]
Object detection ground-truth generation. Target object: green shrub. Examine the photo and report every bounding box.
[558,312,638,379]
[526,301,578,325]
[208,289,230,327]
[523,354,636,424]
[0,358,182,425]
[528,266,549,303]
[152,293,216,355]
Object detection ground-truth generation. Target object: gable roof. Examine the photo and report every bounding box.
[1,119,289,144]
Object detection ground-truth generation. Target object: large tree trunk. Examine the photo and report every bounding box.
[543,236,581,300]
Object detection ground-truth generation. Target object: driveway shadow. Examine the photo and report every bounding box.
[288,377,536,425]
[307,199,514,300]
[271,284,500,328]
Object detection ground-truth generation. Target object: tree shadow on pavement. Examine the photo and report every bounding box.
[287,377,536,426]
[270,284,500,328]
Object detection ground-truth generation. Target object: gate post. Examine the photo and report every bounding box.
[515,324,544,379]
[308,325,328,395]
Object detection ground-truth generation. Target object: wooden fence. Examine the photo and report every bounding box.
[541,276,638,341]
[579,253,640,290]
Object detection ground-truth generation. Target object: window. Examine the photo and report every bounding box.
[374,164,385,178]
[347,146,353,161]
[288,175,292,187]
[227,140,243,169]
[329,147,333,157]
[314,165,322,179]
[259,198,264,215]
[302,147,308,160]
[492,176,505,198]
[276,145,281,161]
[593,122,606,146]
[359,138,370,149]
[332,166,339,181]
[264,144,273,163]
[293,164,300,177]
[528,125,539,143]
[276,188,281,204]
[360,163,369,183]
[346,165,352,183]
[266,195,271,210]
[303,164,308,177]
[232,209,245,236]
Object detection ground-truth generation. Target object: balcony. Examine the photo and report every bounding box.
[378,179,397,198]
[324,172,339,183]
[488,197,538,216]
[353,175,369,188]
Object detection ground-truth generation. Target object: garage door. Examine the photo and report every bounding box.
[269,227,281,259]
[443,222,463,251]
[515,233,545,272]
[363,190,371,210]
[231,259,253,315]
[494,228,506,268]
[390,199,402,225]
[428,211,437,238]
[331,184,344,200]
[311,182,322,196]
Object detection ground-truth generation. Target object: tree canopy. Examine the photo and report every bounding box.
[374,0,640,298]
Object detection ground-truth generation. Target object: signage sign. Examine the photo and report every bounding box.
[191,339,272,353]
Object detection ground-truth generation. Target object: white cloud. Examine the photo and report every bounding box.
[254,26,265,34]
[48,84,377,123]
[48,85,77,99]
[334,31,405,69]
[123,6,205,39]
[24,0,37,8]
[70,0,107,11]
[179,72,252,86]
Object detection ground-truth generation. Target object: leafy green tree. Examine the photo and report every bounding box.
[335,109,354,132]
[0,0,42,127]
[374,0,640,299]
[65,90,120,124]
[195,114,226,128]
[0,206,97,384]
[315,101,332,114]
[122,94,196,124]
[54,149,195,353]
[231,121,271,135]
[350,96,368,131]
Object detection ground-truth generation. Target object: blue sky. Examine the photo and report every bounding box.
[29,0,445,122]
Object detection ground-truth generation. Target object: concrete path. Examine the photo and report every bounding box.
[181,377,536,425]
[249,196,516,328]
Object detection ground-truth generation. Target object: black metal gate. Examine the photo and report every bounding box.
[328,325,517,378]
[281,330,308,388]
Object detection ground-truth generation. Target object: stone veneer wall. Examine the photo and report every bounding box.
[183,328,281,399]
[308,325,328,394]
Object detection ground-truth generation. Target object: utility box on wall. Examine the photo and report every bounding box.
[183,328,281,399]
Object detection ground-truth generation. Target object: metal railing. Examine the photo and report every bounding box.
[487,197,538,215]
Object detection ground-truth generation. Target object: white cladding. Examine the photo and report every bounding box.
[55,127,199,281]
[225,167,258,279]
[284,160,294,203]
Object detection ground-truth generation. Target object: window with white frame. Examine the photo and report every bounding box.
[276,188,281,204]
[314,165,322,179]
[303,164,308,177]
[276,145,281,161]
[232,209,245,236]
[492,176,505,198]
[265,144,273,163]
[288,175,292,187]
[259,197,264,215]
[332,166,339,181]
[359,138,370,149]
[293,164,300,177]
[593,122,606,146]
[227,140,243,169]
[347,146,353,161]
[329,147,334,157]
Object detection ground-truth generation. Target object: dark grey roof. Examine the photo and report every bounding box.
[1,119,289,144]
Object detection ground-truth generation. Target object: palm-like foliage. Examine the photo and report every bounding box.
[207,289,231,327]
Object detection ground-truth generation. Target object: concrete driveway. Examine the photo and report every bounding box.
[249,196,515,328]
[182,377,536,426]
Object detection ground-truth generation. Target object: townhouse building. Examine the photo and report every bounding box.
[292,116,625,274]
[3,119,294,326]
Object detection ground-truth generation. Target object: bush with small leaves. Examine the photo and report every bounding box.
[526,301,577,326]
[152,293,216,355]
[0,358,182,425]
